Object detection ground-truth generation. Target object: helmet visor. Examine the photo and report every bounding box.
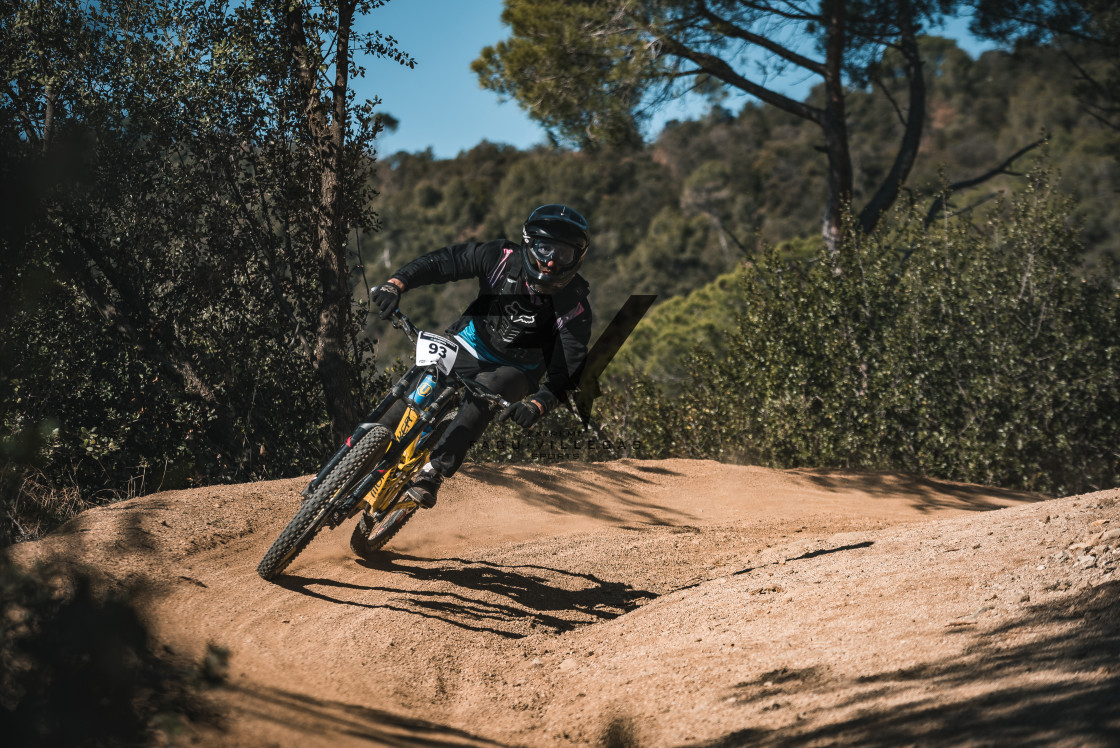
[528,238,578,270]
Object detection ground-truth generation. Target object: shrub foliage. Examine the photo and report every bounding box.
[589,171,1120,496]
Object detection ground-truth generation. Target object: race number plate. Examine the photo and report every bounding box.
[416,331,459,375]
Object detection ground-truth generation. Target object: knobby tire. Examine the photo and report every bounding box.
[257,425,392,580]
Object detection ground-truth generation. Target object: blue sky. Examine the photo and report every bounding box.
[356,0,997,160]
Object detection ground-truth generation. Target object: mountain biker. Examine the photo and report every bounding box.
[369,204,593,508]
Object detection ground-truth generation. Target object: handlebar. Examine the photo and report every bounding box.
[389,309,512,412]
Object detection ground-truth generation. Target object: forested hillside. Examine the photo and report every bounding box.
[361,35,1120,499]
[363,37,1120,365]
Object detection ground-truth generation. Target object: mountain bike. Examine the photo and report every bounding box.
[256,309,511,581]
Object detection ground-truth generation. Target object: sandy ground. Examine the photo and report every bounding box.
[6,458,1120,747]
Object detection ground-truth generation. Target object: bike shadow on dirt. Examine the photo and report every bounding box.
[692,580,1120,747]
[281,553,658,639]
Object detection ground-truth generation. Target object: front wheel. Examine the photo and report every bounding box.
[257,425,392,580]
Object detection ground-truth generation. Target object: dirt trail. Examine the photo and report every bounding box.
[6,458,1119,746]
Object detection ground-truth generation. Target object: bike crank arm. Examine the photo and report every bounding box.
[370,490,423,522]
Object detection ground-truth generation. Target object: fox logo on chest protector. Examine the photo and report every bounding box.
[504,299,538,326]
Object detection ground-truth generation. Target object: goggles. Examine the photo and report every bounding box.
[529,239,578,267]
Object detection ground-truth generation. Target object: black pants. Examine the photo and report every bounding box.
[381,353,536,478]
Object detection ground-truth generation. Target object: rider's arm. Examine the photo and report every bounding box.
[532,297,593,414]
[389,240,505,290]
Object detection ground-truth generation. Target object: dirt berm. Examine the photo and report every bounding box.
[6,458,1120,746]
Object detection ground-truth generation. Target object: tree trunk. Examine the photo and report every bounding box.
[288,0,361,439]
[857,1,925,234]
[821,0,853,259]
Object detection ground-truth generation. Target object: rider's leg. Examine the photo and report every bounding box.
[404,355,485,508]
[406,358,535,508]
[425,363,535,479]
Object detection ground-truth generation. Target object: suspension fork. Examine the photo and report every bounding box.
[337,383,460,518]
[302,365,424,498]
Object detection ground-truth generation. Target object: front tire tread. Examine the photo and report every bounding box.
[257,425,392,580]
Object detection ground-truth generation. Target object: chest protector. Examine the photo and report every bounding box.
[473,251,555,364]
[447,243,587,366]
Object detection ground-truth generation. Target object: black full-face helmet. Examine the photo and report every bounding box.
[521,204,590,293]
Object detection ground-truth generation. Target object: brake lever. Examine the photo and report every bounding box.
[458,375,511,413]
[390,310,418,342]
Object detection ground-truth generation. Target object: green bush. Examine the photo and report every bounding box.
[595,170,1120,496]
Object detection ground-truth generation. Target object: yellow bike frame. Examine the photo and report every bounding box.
[359,402,438,514]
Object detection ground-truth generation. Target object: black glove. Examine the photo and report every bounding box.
[500,400,543,430]
[371,282,402,320]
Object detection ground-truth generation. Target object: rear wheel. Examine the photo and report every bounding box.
[349,506,415,557]
[257,425,392,580]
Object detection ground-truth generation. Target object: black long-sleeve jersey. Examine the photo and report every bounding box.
[390,239,592,413]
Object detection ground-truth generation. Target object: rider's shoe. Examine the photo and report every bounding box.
[405,467,442,509]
